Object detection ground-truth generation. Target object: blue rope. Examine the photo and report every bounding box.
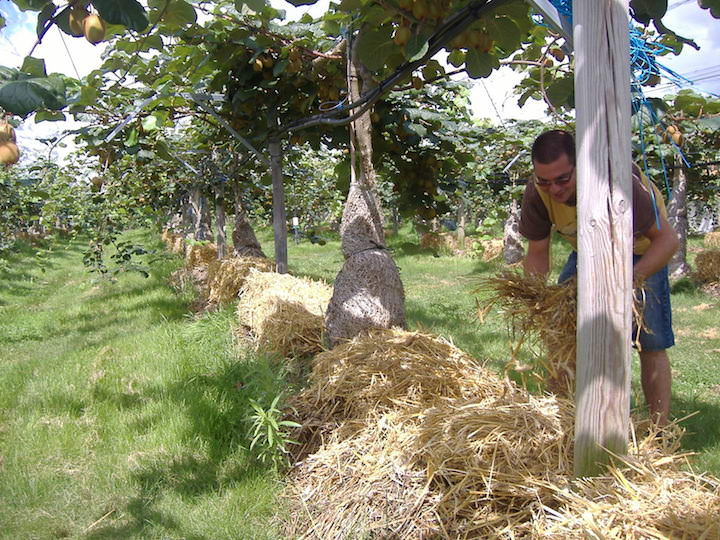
[547,0,573,20]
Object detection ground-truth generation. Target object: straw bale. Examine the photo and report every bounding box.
[185,242,217,268]
[161,230,186,255]
[324,248,406,347]
[419,231,454,251]
[695,250,720,283]
[171,236,186,256]
[206,256,274,305]
[477,238,503,262]
[704,230,720,249]
[699,280,720,299]
[419,231,479,255]
[236,270,332,358]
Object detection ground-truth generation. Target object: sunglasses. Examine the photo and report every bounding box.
[534,166,575,188]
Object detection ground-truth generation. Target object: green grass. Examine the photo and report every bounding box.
[0,233,287,539]
[2,227,719,539]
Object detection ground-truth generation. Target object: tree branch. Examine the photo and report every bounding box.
[274,0,514,137]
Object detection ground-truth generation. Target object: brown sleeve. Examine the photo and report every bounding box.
[519,181,552,241]
[632,167,658,236]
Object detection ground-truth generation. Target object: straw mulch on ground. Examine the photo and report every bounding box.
[536,442,720,539]
[695,250,720,283]
[704,231,720,249]
[205,256,274,305]
[236,270,333,358]
[288,328,506,455]
[185,242,217,268]
[285,328,720,539]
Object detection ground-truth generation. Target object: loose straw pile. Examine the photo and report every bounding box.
[236,269,332,358]
[285,410,438,540]
[414,391,574,538]
[534,429,720,539]
[285,328,720,539]
[185,242,217,268]
[161,230,186,255]
[289,328,505,445]
[287,328,512,538]
[205,256,274,305]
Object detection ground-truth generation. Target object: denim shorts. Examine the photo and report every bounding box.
[558,251,675,351]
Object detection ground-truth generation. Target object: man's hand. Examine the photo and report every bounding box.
[633,215,679,281]
[523,236,551,278]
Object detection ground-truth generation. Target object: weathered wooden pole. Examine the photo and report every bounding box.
[573,0,633,476]
[214,183,226,260]
[668,155,690,278]
[268,138,288,274]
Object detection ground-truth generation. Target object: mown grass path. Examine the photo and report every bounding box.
[0,235,284,540]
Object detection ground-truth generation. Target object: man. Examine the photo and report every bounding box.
[519,130,679,426]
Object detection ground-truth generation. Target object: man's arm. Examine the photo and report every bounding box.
[634,214,679,281]
[523,236,551,278]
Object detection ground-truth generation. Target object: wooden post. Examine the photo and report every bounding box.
[668,155,690,278]
[214,184,226,260]
[457,198,466,249]
[573,0,633,477]
[269,139,288,274]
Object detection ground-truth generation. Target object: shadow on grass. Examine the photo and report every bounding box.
[405,297,509,373]
[673,394,720,456]
[0,238,87,301]
[86,500,207,540]
[86,346,285,539]
[468,259,504,276]
[390,242,438,258]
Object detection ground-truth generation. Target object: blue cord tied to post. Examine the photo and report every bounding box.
[547,0,573,20]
